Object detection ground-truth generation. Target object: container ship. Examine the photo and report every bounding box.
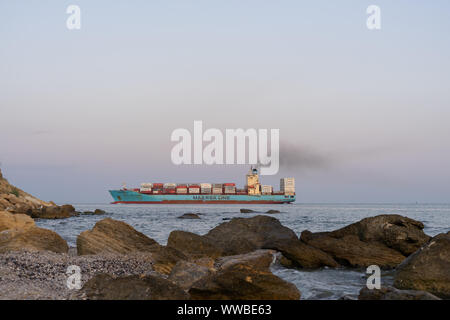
[109,167,295,204]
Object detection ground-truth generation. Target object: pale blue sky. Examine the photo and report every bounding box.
[1,1,449,203]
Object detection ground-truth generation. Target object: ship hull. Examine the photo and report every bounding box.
[109,190,295,204]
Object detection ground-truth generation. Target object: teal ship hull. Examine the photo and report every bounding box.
[110,190,295,204]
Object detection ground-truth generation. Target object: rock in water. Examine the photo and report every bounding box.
[240,209,256,213]
[177,213,200,219]
[264,238,338,268]
[393,232,450,299]
[77,218,159,255]
[0,227,69,253]
[204,215,298,255]
[266,210,280,214]
[28,204,79,219]
[326,214,430,256]
[82,274,189,300]
[82,209,106,216]
[94,209,106,215]
[301,232,405,268]
[188,250,301,300]
[358,286,440,300]
[167,230,223,259]
[300,214,430,268]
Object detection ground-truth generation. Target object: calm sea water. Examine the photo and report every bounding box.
[36,203,450,300]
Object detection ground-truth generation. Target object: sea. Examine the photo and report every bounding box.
[36,203,450,300]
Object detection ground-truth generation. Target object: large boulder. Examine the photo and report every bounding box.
[77,218,186,274]
[167,230,223,259]
[77,218,159,255]
[188,250,301,300]
[264,238,338,269]
[204,215,298,255]
[325,215,430,256]
[0,226,69,253]
[301,231,405,268]
[0,211,35,232]
[358,286,441,300]
[82,273,189,300]
[28,204,78,219]
[393,232,450,299]
[300,214,430,268]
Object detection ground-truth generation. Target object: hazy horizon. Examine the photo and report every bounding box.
[1,1,449,203]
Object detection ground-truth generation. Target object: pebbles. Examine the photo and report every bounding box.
[0,250,157,300]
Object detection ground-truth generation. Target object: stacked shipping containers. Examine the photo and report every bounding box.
[223,183,236,194]
[136,177,281,196]
[176,184,188,194]
[188,185,200,194]
[261,185,273,195]
[140,182,152,193]
[212,184,223,194]
[200,183,212,194]
[163,183,176,194]
[280,178,295,195]
[152,183,163,194]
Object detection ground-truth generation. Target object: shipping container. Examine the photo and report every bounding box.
[223,183,236,186]
[176,188,187,194]
[200,183,212,188]
[212,187,222,194]
[201,188,212,194]
[164,183,177,188]
[280,178,295,188]
[140,183,153,188]
[189,187,200,194]
[224,187,236,194]
[213,184,223,188]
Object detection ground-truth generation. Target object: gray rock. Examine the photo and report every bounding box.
[168,260,212,290]
[240,209,256,213]
[167,230,223,259]
[394,231,450,299]
[359,286,441,300]
[205,215,298,256]
[82,273,189,300]
[177,213,200,219]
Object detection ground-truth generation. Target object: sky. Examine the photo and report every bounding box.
[0,0,449,203]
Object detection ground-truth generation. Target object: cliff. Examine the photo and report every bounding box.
[0,168,53,212]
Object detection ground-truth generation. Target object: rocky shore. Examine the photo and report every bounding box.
[1,208,449,300]
[0,168,448,300]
